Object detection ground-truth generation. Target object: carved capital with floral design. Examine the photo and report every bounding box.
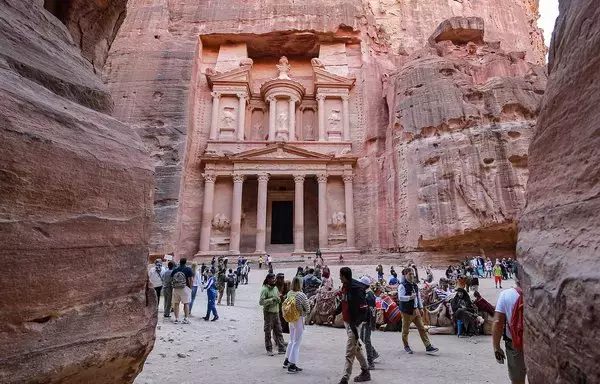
[257,173,270,183]
[317,173,328,183]
[232,173,245,183]
[293,174,305,184]
[203,173,217,184]
[342,174,354,183]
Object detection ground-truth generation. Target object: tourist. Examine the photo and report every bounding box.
[259,273,287,356]
[202,269,219,321]
[389,274,399,286]
[276,273,291,333]
[359,276,379,370]
[451,288,478,336]
[241,261,250,284]
[226,268,237,306]
[411,264,420,282]
[282,276,310,373]
[189,263,201,314]
[474,290,495,317]
[211,255,216,269]
[302,268,322,299]
[398,268,439,355]
[423,266,434,284]
[259,255,263,269]
[485,259,493,278]
[314,263,322,279]
[501,259,508,280]
[216,266,226,305]
[267,254,272,268]
[148,259,165,306]
[493,262,504,289]
[390,266,397,278]
[171,258,194,324]
[375,264,384,281]
[200,263,207,284]
[296,266,304,277]
[315,248,322,261]
[329,267,371,383]
[445,265,453,280]
[161,261,175,318]
[506,258,514,279]
[493,266,525,384]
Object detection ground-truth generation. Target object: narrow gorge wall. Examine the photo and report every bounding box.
[105,0,546,258]
[518,0,600,382]
[0,1,156,383]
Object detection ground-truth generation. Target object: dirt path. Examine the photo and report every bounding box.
[136,265,513,384]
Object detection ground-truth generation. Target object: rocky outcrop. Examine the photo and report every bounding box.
[518,1,600,383]
[0,1,156,383]
[379,18,546,254]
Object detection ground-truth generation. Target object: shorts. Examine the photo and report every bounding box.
[495,276,503,284]
[173,286,192,304]
[505,339,527,381]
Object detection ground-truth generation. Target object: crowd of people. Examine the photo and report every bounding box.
[149,253,525,384]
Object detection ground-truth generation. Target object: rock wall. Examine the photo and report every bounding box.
[104,0,546,257]
[518,1,600,382]
[0,1,156,383]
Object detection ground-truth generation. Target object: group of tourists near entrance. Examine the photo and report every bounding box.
[149,254,525,384]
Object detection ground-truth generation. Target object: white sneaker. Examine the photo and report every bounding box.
[182,318,190,324]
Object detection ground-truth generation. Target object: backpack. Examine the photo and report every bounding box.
[509,287,524,351]
[171,270,187,289]
[227,274,235,288]
[282,292,301,323]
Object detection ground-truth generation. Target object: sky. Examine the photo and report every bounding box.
[538,0,560,47]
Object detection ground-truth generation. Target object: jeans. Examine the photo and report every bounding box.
[343,322,368,380]
[359,322,378,365]
[285,317,304,364]
[205,288,218,319]
[154,286,162,307]
[263,311,285,352]
[485,270,492,278]
[226,286,236,305]
[189,286,198,312]
[163,287,172,316]
[401,311,431,348]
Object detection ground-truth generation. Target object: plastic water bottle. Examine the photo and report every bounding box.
[457,320,463,337]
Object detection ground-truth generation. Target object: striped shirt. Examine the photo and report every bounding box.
[288,291,310,316]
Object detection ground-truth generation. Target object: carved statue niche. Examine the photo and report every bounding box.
[222,107,236,128]
[331,211,346,229]
[328,109,341,129]
[250,108,266,140]
[276,56,291,79]
[219,104,237,140]
[212,213,231,232]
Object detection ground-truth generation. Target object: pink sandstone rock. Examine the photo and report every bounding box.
[518,1,600,383]
[0,1,156,383]
[104,1,546,259]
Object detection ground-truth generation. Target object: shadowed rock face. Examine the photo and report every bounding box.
[0,0,156,383]
[518,1,600,383]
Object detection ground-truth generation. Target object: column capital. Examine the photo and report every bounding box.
[236,91,248,100]
[232,173,245,183]
[202,173,217,183]
[293,174,305,183]
[342,174,354,183]
[317,173,328,183]
[316,94,326,102]
[257,173,270,183]
[211,91,222,99]
[340,94,350,101]
[290,95,299,103]
[267,95,277,103]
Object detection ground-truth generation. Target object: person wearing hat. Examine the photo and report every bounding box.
[259,273,287,355]
[359,276,379,370]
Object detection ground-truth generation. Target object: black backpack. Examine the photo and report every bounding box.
[227,274,235,287]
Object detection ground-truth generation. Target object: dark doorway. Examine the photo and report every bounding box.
[271,201,293,244]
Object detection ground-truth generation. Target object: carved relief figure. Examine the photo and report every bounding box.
[252,122,264,140]
[328,109,341,129]
[212,213,231,231]
[222,107,236,128]
[331,211,346,228]
[304,123,314,139]
[277,111,288,131]
[276,56,291,79]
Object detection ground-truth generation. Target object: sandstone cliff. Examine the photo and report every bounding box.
[104,0,546,258]
[518,1,600,382]
[0,1,156,383]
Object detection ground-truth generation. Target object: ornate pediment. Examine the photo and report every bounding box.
[206,60,253,92]
[312,58,356,90]
[227,143,333,161]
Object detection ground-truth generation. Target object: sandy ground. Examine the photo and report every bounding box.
[135,265,516,384]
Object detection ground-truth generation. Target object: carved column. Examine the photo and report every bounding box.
[209,92,221,140]
[293,174,305,253]
[268,96,276,141]
[317,94,326,141]
[288,96,297,141]
[229,173,245,254]
[343,174,356,248]
[199,173,217,252]
[317,173,328,249]
[341,94,350,141]
[237,92,247,141]
[255,173,269,254]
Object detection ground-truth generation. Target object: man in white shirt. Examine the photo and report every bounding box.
[148,259,165,306]
[493,263,526,384]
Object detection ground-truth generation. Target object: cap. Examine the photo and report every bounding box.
[359,276,371,285]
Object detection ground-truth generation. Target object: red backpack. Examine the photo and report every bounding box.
[509,287,524,350]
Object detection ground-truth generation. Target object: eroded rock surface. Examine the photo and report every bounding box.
[0,0,156,383]
[381,20,546,253]
[518,1,600,383]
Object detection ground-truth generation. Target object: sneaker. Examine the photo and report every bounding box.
[368,362,375,370]
[425,345,439,355]
[202,316,209,321]
[282,358,289,369]
[173,319,179,324]
[182,318,190,324]
[277,349,286,355]
[211,316,219,321]
[353,369,371,382]
[338,378,349,384]
[373,351,380,360]
[267,350,275,356]
[287,364,302,373]
[404,346,413,354]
